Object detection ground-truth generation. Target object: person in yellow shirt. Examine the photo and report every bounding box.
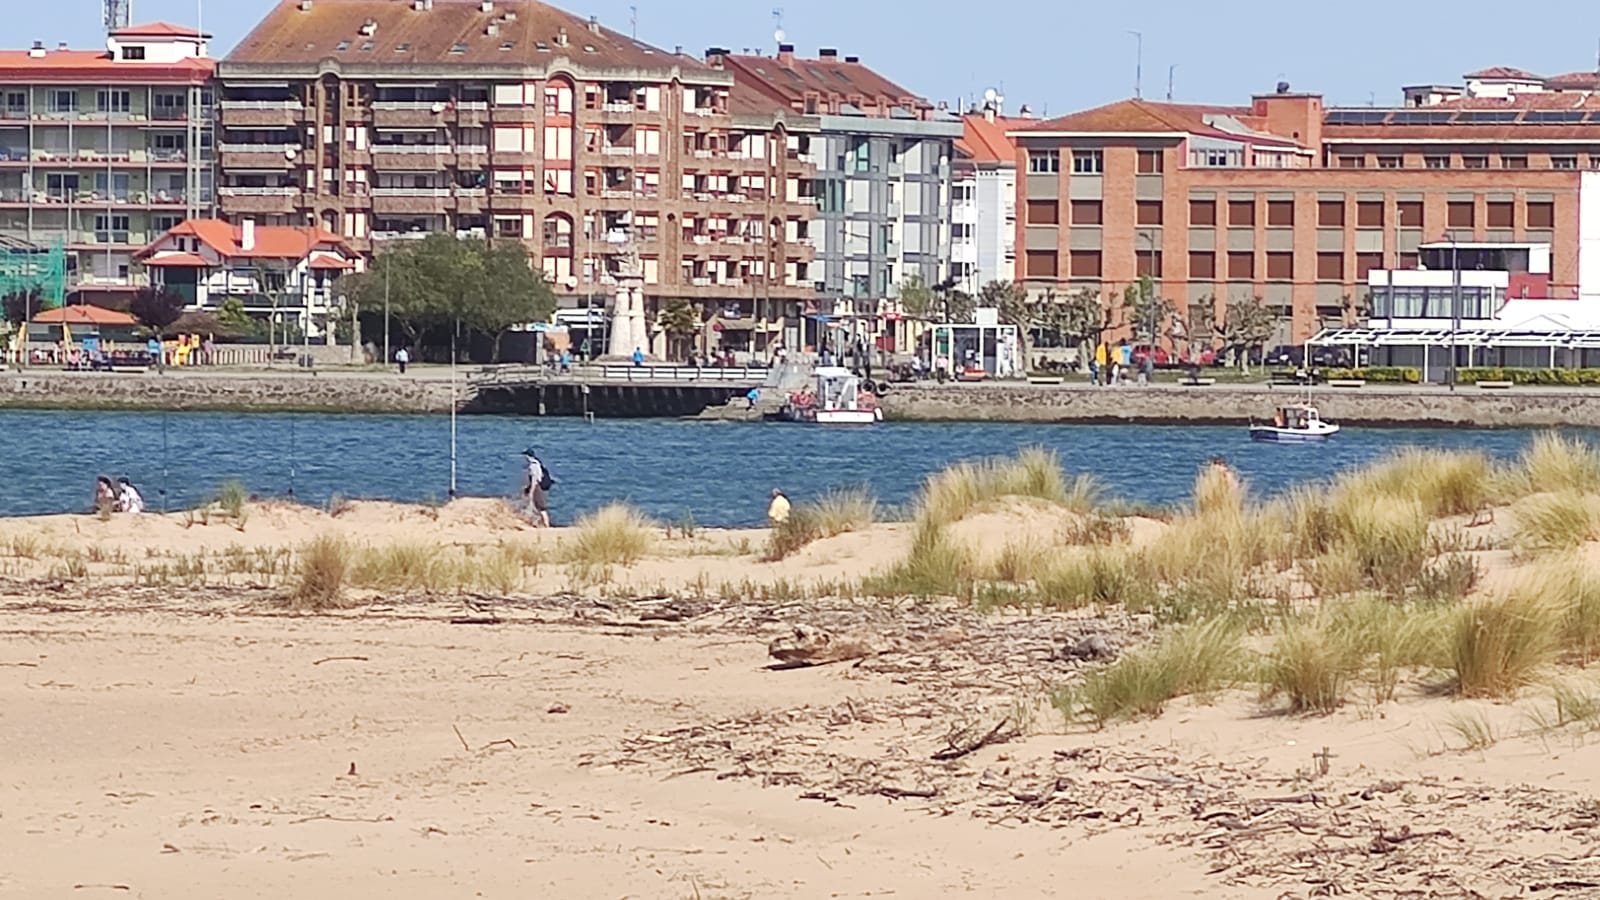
[767,488,791,526]
[1094,342,1108,386]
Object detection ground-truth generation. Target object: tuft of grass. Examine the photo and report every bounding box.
[1444,709,1499,752]
[1550,680,1600,729]
[1260,614,1360,714]
[916,448,1095,528]
[863,522,976,599]
[567,503,655,567]
[1034,549,1142,611]
[1448,586,1560,698]
[1194,461,1245,519]
[1514,490,1600,554]
[1333,595,1447,705]
[1335,448,1492,519]
[1304,546,1365,599]
[214,479,248,519]
[1061,513,1131,546]
[991,538,1051,584]
[1061,619,1242,725]
[1412,554,1482,603]
[476,543,525,595]
[1510,432,1600,498]
[291,535,354,610]
[353,543,445,591]
[1333,496,1431,593]
[765,487,878,561]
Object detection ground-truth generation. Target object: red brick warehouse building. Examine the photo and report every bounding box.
[1010,71,1593,345]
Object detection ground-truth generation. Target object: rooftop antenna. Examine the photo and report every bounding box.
[103,0,131,32]
[772,7,785,46]
[1167,64,1176,101]
[629,5,637,39]
[1128,31,1142,98]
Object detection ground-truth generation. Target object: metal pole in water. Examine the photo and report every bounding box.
[450,317,459,499]
[288,415,297,500]
[161,409,169,513]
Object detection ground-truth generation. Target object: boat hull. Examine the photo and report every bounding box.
[1249,424,1340,443]
[783,407,881,425]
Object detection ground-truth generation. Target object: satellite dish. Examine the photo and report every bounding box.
[773,29,785,44]
[284,147,298,160]
[105,37,120,57]
[983,87,997,104]
[431,102,445,114]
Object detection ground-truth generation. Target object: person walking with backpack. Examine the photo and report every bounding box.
[522,448,553,527]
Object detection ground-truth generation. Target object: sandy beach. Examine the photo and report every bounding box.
[6,450,1600,898]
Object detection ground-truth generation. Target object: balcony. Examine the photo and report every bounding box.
[371,145,452,171]
[218,185,299,214]
[218,100,304,128]
[75,230,148,247]
[373,187,453,214]
[599,145,634,157]
[219,144,300,169]
[373,101,448,129]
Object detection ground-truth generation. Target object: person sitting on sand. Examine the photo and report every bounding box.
[117,477,144,515]
[522,448,553,528]
[768,488,791,527]
[93,476,117,515]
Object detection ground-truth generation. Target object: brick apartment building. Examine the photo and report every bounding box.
[215,0,816,357]
[0,24,214,302]
[1011,76,1598,346]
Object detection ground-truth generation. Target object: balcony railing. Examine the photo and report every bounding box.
[218,186,298,196]
[373,187,452,197]
[219,143,300,154]
[600,146,633,156]
[457,144,489,155]
[373,100,444,110]
[601,101,634,112]
[220,100,303,110]
[372,144,451,154]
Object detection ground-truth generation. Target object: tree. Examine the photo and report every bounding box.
[1217,295,1277,374]
[2,288,40,327]
[215,297,259,336]
[897,275,974,324]
[1046,288,1112,362]
[1341,291,1370,326]
[656,300,701,361]
[1121,275,1175,346]
[129,287,186,337]
[982,279,1031,353]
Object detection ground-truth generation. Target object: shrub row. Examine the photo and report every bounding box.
[1324,367,1422,384]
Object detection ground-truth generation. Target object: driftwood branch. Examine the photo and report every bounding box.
[312,656,369,666]
[931,714,1020,761]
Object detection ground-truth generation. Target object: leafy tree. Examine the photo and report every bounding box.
[1341,291,1370,326]
[1047,288,1112,361]
[656,300,701,361]
[1216,295,1277,373]
[129,287,186,337]
[215,298,259,336]
[897,275,974,324]
[1121,275,1175,346]
[982,279,1030,352]
[2,288,41,326]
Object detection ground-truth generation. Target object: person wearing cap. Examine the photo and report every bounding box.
[767,488,791,527]
[522,448,552,527]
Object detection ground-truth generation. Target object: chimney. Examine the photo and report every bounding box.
[241,219,257,252]
[1018,103,1033,119]
[359,19,377,36]
[1252,88,1323,148]
[984,103,996,123]
[479,0,492,10]
[412,0,431,10]
[819,48,837,59]
[298,0,313,10]
[844,55,859,64]
[486,22,498,36]
[56,41,68,51]
[588,15,600,34]
[777,43,794,65]
[556,27,568,47]
[28,41,44,59]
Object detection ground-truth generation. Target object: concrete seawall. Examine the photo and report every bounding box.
[881,383,1600,429]
[0,371,456,414]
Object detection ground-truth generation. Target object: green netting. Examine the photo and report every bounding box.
[0,237,65,308]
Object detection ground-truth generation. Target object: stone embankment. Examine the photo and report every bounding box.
[881,383,1600,428]
[0,370,456,414]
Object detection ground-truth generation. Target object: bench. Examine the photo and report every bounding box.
[1476,380,1515,390]
[1027,375,1064,386]
[1179,377,1216,387]
[1267,370,1304,386]
[1327,379,1366,389]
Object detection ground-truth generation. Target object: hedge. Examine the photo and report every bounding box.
[1457,367,1600,386]
[1324,367,1422,384]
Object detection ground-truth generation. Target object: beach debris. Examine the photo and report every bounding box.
[930,713,1021,761]
[767,625,877,667]
[1062,634,1114,661]
[547,702,570,714]
[311,655,369,666]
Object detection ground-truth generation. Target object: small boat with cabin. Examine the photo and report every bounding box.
[778,366,884,425]
[1249,402,1340,443]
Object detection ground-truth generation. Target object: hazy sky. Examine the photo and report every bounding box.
[24,0,1600,115]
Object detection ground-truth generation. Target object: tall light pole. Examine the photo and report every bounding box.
[1449,232,1460,391]
[1129,31,1143,99]
[383,253,391,368]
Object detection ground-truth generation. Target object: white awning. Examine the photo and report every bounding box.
[1310,327,1600,350]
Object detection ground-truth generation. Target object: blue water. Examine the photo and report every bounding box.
[0,410,1582,525]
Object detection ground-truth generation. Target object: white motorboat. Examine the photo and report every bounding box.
[779,366,884,425]
[1249,402,1340,443]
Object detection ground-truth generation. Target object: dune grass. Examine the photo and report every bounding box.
[916,447,1098,528]
[566,503,655,567]
[290,534,353,610]
[1333,448,1492,519]
[214,479,249,519]
[862,521,976,599]
[1508,432,1600,498]
[1448,585,1561,698]
[1060,619,1242,725]
[765,487,879,561]
[1514,490,1600,554]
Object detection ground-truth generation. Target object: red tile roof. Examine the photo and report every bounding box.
[31,305,138,326]
[227,0,714,74]
[0,50,213,82]
[1547,71,1600,89]
[714,52,932,115]
[308,252,355,270]
[138,220,352,262]
[957,114,1030,165]
[1017,98,1301,147]
[141,252,208,267]
[111,22,210,39]
[1463,66,1542,81]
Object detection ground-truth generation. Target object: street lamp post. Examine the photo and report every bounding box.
[1449,234,1460,391]
[383,254,391,369]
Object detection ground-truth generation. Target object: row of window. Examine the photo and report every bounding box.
[1026,148,1164,175]
[1370,285,1499,320]
[1024,249,1426,282]
[1026,197,1557,230]
[1335,152,1590,171]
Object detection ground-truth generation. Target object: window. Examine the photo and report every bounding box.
[3,91,22,113]
[121,45,145,60]
[1070,250,1102,277]
[45,173,78,198]
[1355,252,1384,278]
[1136,149,1163,174]
[1528,201,1555,229]
[1425,155,1450,170]
[93,213,130,242]
[1136,249,1163,278]
[951,223,974,241]
[1026,199,1059,225]
[1553,156,1578,170]
[1317,200,1345,227]
[1025,250,1058,278]
[1356,201,1384,228]
[48,89,77,113]
[1398,252,1419,269]
[1227,199,1254,226]
[1501,155,1528,170]
[1266,200,1293,227]
[1337,155,1365,169]
[1316,252,1343,281]
[1266,252,1294,281]
[1027,151,1060,174]
[850,139,870,173]
[1398,201,1423,227]
[1486,201,1513,229]
[1070,200,1102,225]
[1226,251,1254,279]
[1376,156,1402,169]
[1072,150,1103,174]
[1189,251,1216,279]
[1135,201,1163,226]
[1447,201,1475,228]
[97,90,130,113]
[1463,156,1488,169]
[1189,199,1216,226]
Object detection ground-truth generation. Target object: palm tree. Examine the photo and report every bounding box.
[656,300,701,362]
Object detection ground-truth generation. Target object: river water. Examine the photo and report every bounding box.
[0,410,1583,525]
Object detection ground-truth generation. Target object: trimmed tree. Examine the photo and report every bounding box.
[1217,295,1277,374]
[656,300,701,362]
[129,287,186,337]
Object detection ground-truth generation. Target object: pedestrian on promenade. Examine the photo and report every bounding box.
[767,488,791,527]
[395,346,410,375]
[632,347,645,367]
[522,448,553,527]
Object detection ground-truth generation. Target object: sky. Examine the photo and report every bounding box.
[23,0,1600,117]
